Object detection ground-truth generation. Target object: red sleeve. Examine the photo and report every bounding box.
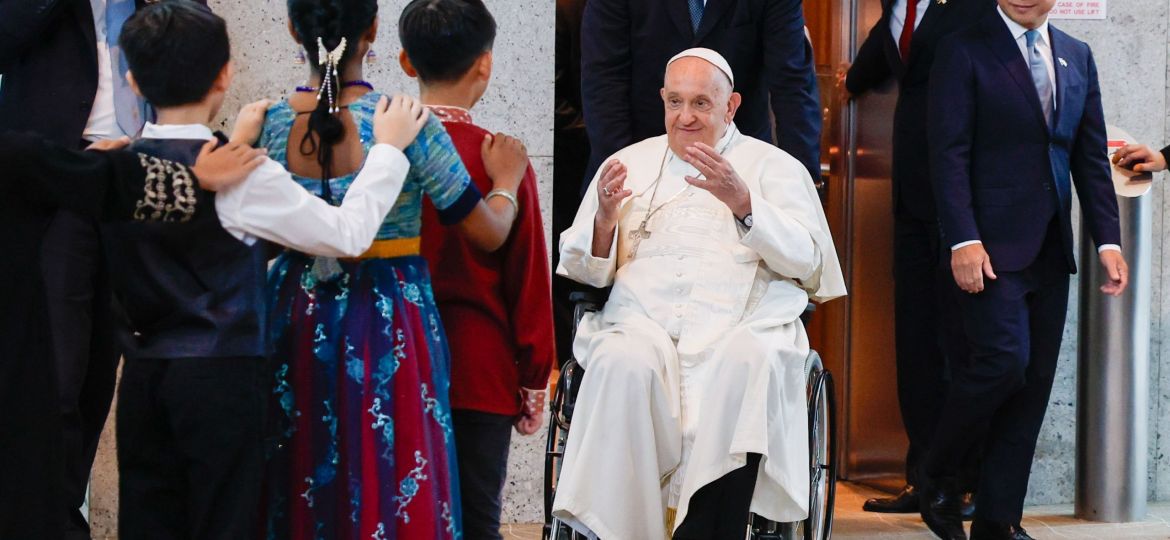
[502,162,556,390]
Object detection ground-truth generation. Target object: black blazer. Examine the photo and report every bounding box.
[580,0,822,185]
[0,0,205,145]
[846,0,995,221]
[0,131,204,537]
[929,12,1120,273]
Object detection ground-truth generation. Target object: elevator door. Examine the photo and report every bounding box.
[805,0,906,488]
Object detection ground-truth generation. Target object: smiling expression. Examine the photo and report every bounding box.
[660,57,741,159]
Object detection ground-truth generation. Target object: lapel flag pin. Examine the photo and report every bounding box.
[1059,57,1068,67]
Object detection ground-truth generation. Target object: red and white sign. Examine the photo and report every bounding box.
[1050,0,1106,20]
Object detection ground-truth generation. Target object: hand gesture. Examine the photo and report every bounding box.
[682,142,752,219]
[481,132,529,193]
[373,94,428,150]
[191,140,267,192]
[1112,143,1167,173]
[230,99,273,146]
[1099,249,1129,297]
[594,159,631,228]
[85,136,132,152]
[951,243,997,294]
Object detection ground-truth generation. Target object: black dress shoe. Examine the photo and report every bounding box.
[863,484,919,513]
[969,519,1033,540]
[960,492,977,521]
[919,479,966,540]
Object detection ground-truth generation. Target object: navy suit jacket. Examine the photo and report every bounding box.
[928,11,1120,273]
[580,0,821,185]
[847,0,995,221]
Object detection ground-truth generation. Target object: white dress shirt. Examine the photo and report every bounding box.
[997,7,1056,103]
[139,123,410,258]
[953,10,1119,254]
[889,0,931,52]
[83,0,124,141]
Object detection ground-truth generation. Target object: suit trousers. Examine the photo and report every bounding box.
[893,213,968,487]
[117,356,266,540]
[924,230,1069,524]
[672,453,762,540]
[453,409,514,540]
[40,207,120,536]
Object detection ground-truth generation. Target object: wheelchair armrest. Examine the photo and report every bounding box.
[569,290,609,304]
[800,302,816,325]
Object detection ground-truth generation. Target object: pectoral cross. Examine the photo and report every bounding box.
[627,220,651,258]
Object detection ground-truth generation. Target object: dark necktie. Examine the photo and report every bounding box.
[688,0,705,33]
[899,0,917,59]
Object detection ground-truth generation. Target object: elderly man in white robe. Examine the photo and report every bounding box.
[552,48,847,540]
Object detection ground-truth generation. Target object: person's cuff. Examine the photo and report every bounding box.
[1159,145,1170,167]
[520,387,547,415]
[1098,244,1121,254]
[951,240,982,251]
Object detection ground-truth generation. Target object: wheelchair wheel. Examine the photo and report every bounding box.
[749,353,837,540]
[802,355,837,540]
[543,360,586,540]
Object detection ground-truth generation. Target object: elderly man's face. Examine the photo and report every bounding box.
[660,57,741,158]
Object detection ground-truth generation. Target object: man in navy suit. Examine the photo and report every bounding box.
[1,1,202,536]
[920,1,1128,539]
[579,0,821,186]
[845,0,995,514]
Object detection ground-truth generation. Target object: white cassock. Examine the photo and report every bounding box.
[552,124,846,540]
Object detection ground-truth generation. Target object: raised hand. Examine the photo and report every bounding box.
[683,142,752,219]
[230,99,273,146]
[594,159,631,229]
[191,140,267,192]
[481,132,529,193]
[373,94,429,150]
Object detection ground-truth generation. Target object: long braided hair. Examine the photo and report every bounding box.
[287,0,378,182]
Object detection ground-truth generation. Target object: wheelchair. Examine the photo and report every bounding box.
[543,291,837,540]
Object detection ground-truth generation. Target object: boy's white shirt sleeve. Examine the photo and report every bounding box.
[214,143,410,257]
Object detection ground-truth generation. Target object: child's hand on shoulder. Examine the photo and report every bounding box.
[230,99,273,146]
[374,94,428,150]
[481,132,528,193]
[85,136,132,152]
[192,140,267,192]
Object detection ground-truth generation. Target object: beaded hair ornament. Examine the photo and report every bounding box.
[316,37,348,114]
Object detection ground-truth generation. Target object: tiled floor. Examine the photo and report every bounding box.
[501,482,1170,539]
[833,483,1170,539]
[502,522,543,540]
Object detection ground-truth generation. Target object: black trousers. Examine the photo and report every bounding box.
[117,356,266,540]
[892,214,969,487]
[453,409,514,540]
[672,453,762,540]
[41,209,120,537]
[925,233,1069,524]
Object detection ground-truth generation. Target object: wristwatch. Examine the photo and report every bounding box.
[738,212,754,229]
